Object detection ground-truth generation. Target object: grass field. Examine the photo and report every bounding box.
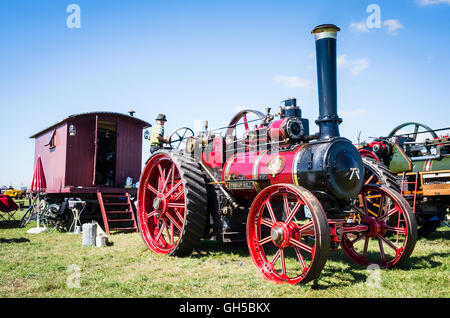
[0,204,449,298]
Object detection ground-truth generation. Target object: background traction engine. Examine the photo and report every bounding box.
[358,122,450,236]
[137,24,417,284]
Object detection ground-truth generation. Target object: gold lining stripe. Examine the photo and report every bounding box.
[252,150,268,180]
[223,153,239,181]
[292,146,303,186]
[253,150,268,193]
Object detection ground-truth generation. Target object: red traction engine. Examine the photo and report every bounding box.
[137,24,417,284]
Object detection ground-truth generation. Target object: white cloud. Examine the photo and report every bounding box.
[383,19,403,35]
[417,0,450,6]
[337,54,348,69]
[273,75,314,89]
[350,58,370,75]
[337,54,370,76]
[350,20,369,33]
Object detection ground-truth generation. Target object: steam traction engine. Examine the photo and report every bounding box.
[137,25,417,284]
[358,122,450,236]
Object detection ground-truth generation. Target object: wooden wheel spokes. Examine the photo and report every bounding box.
[139,154,187,254]
[247,184,330,285]
[341,184,417,269]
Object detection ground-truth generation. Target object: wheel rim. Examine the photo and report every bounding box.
[247,184,329,284]
[138,153,186,254]
[359,149,380,162]
[341,184,417,269]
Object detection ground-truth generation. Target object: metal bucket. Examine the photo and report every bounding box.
[82,223,97,246]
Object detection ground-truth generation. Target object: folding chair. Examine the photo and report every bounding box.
[0,195,19,221]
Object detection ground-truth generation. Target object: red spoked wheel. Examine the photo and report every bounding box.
[247,184,330,284]
[137,151,208,256]
[358,149,380,162]
[341,184,417,268]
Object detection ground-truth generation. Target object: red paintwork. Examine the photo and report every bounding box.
[221,146,302,195]
[33,125,66,193]
[358,148,380,162]
[267,118,288,142]
[202,137,225,169]
[138,152,186,254]
[246,184,319,284]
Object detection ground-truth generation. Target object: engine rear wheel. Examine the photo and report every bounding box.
[247,184,330,284]
[137,151,208,256]
[363,157,400,191]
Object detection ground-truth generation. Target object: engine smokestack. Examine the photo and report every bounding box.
[312,24,341,140]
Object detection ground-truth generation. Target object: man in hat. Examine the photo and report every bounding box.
[148,114,170,154]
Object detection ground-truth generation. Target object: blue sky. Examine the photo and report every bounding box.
[0,0,449,187]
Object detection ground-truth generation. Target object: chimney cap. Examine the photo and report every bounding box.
[128,109,136,117]
[311,24,340,34]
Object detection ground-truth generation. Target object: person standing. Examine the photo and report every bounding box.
[149,114,170,154]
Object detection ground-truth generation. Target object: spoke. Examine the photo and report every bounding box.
[353,203,367,219]
[285,200,302,224]
[360,192,369,217]
[164,180,183,198]
[147,184,159,195]
[173,188,185,201]
[378,234,399,252]
[157,164,165,191]
[290,238,313,254]
[170,222,175,245]
[378,237,387,263]
[166,213,183,233]
[376,207,397,222]
[294,247,307,270]
[385,226,406,235]
[259,236,272,246]
[365,174,375,185]
[280,249,286,276]
[271,249,281,265]
[378,194,386,217]
[265,200,277,223]
[164,220,173,245]
[297,221,314,235]
[173,209,184,224]
[363,236,369,258]
[162,164,174,193]
[146,210,159,219]
[155,221,166,242]
[260,218,273,228]
[282,194,290,220]
[167,202,185,209]
[352,233,365,244]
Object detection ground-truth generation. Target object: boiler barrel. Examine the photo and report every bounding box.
[222,138,364,201]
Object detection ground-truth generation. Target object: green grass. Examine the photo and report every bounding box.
[0,206,449,298]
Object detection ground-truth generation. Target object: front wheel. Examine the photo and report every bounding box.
[247,184,330,284]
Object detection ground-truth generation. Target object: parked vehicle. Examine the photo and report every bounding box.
[136,24,417,284]
[3,188,25,199]
[28,111,151,233]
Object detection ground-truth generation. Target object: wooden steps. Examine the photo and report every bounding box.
[97,192,138,234]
